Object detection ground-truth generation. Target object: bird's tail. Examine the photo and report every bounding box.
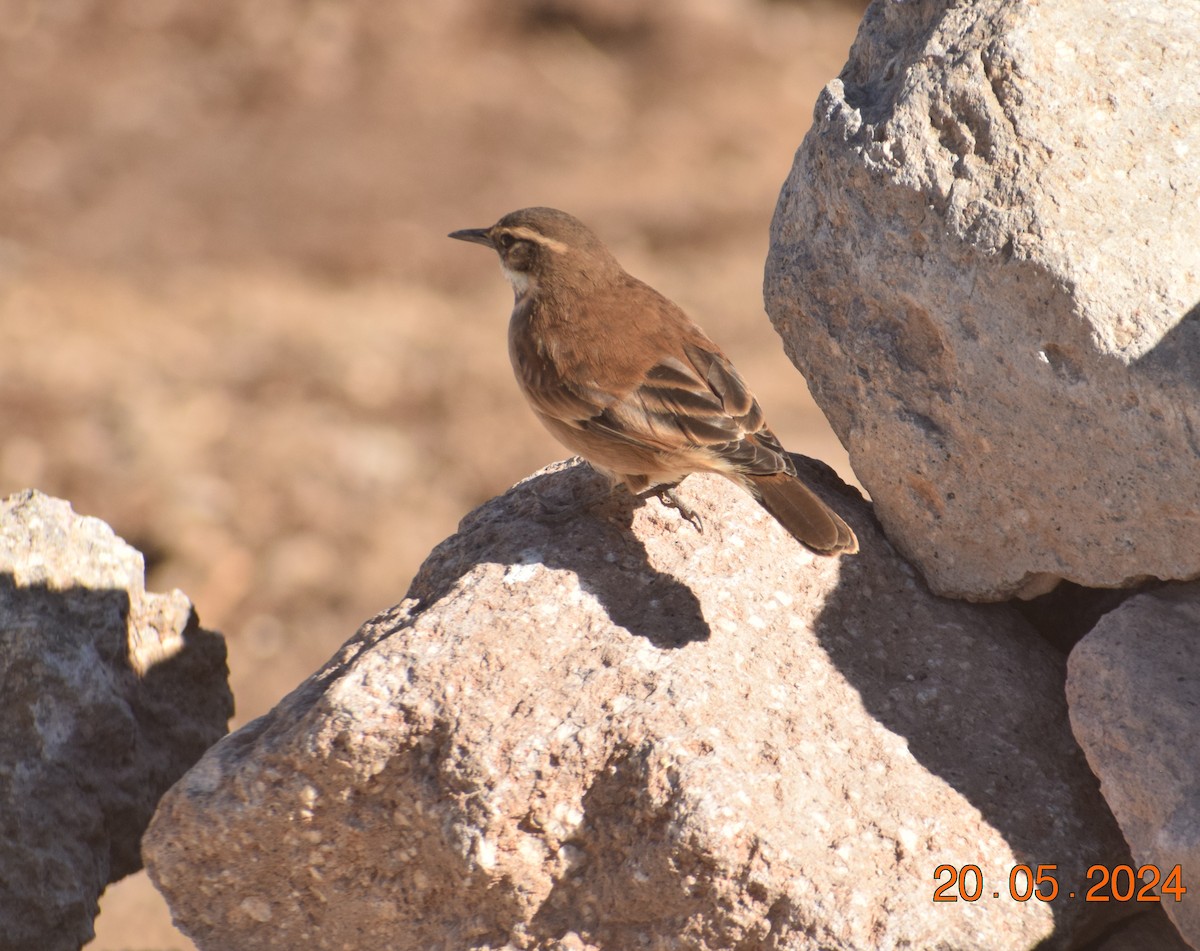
[747,472,858,555]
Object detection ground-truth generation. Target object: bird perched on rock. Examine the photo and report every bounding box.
[449,206,857,555]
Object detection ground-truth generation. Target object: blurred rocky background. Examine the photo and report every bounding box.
[0,0,866,946]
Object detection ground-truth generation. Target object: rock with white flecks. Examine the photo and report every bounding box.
[765,0,1200,600]
[1068,582,1200,949]
[145,460,1131,950]
[0,490,232,951]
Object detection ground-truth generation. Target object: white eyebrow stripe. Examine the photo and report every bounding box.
[503,227,568,253]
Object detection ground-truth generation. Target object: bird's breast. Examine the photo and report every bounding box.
[507,302,549,388]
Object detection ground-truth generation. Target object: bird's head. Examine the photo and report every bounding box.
[449,207,621,297]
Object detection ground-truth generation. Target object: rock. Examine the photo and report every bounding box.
[1067,582,1200,948]
[145,461,1130,950]
[1011,581,1141,654]
[764,0,1200,601]
[0,490,232,951]
[1090,907,1194,951]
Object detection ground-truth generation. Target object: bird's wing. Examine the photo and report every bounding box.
[557,341,793,478]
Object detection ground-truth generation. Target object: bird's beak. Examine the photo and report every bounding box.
[448,227,494,248]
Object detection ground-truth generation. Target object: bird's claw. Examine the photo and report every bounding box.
[532,483,612,524]
[533,493,578,523]
[653,487,704,533]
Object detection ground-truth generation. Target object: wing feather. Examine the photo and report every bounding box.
[513,279,794,480]
[563,344,792,479]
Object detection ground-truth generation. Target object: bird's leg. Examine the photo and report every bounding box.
[639,485,704,533]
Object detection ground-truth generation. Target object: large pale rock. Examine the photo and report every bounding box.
[146,461,1130,950]
[765,0,1200,600]
[0,490,232,951]
[1067,583,1200,948]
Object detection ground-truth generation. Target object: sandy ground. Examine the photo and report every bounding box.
[0,1,865,946]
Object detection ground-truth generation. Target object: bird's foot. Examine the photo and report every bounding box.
[643,486,704,533]
[532,483,613,524]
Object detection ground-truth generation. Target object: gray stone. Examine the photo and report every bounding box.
[0,490,232,951]
[764,0,1200,601]
[146,461,1129,950]
[1067,582,1200,948]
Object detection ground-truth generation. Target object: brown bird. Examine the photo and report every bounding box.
[449,207,857,555]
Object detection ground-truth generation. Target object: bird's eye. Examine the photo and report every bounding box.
[496,233,515,250]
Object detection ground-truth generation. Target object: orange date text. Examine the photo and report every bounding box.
[932,864,1187,903]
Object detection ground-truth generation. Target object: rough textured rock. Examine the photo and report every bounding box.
[1067,583,1200,948]
[0,490,232,951]
[146,460,1131,950]
[1092,907,1195,951]
[764,0,1200,601]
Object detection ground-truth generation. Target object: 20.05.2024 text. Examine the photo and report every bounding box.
[932,863,1187,903]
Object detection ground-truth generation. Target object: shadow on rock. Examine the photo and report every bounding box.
[0,573,231,951]
[405,460,710,649]
[809,507,1132,942]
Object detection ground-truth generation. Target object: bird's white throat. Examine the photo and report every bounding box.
[500,263,532,296]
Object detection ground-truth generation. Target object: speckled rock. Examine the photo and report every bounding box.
[1068,582,1200,948]
[0,490,232,951]
[765,0,1200,600]
[145,460,1130,950]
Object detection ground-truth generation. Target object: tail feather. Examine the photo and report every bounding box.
[747,472,858,555]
